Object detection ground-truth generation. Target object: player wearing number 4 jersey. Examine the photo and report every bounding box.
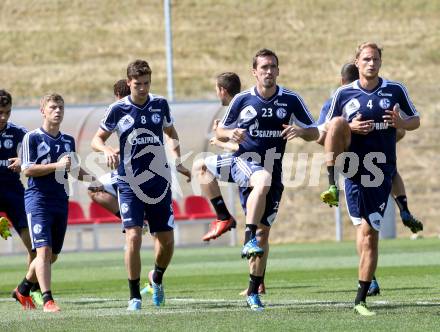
[216,49,318,311]
[320,42,420,315]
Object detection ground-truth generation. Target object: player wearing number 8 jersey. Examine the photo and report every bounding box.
[91,59,191,310]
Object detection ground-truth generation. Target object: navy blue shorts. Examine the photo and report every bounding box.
[25,196,68,254]
[0,185,28,233]
[239,182,284,227]
[344,174,393,231]
[118,182,174,233]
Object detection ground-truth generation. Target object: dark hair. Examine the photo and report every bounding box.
[340,63,359,83]
[0,89,12,107]
[216,72,241,97]
[113,79,131,98]
[127,59,152,80]
[253,48,279,69]
[355,42,382,59]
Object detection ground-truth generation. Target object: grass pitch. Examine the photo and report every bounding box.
[1,238,439,331]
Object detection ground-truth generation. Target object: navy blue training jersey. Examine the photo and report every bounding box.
[0,122,27,186]
[219,85,315,181]
[100,94,173,190]
[21,128,76,199]
[326,78,419,171]
[316,97,332,127]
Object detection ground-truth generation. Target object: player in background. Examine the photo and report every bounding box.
[193,72,241,242]
[0,90,44,306]
[91,59,191,311]
[13,93,102,312]
[191,72,267,295]
[216,49,318,311]
[320,42,420,315]
[88,79,131,217]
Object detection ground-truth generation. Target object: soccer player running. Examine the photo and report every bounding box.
[0,90,44,306]
[193,72,241,242]
[320,42,420,315]
[14,93,102,312]
[216,49,318,311]
[88,79,131,217]
[91,60,191,311]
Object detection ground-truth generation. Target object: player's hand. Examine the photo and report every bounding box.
[57,155,71,172]
[282,124,302,140]
[209,137,218,146]
[229,128,246,143]
[104,147,119,170]
[212,119,220,131]
[7,157,21,173]
[383,103,403,128]
[176,164,191,183]
[349,113,374,135]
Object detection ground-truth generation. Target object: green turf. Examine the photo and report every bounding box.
[1,238,439,331]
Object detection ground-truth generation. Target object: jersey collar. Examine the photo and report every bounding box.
[353,77,387,95]
[251,85,282,103]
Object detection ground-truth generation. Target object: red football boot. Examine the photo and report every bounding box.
[12,288,36,310]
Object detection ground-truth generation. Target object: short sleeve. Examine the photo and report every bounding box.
[288,95,316,128]
[162,99,174,128]
[100,106,117,132]
[21,132,38,170]
[396,83,419,119]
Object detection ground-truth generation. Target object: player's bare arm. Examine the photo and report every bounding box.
[383,103,420,131]
[163,124,191,182]
[91,128,119,169]
[211,119,239,151]
[23,155,71,177]
[281,124,318,141]
[216,126,246,144]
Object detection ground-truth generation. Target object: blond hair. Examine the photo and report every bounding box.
[355,42,383,59]
[40,93,64,109]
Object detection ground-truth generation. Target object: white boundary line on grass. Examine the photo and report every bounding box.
[2,297,440,307]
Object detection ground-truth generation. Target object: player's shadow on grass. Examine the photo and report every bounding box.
[385,286,432,292]
[175,284,313,295]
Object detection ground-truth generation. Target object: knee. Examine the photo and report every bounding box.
[88,190,97,202]
[362,230,378,250]
[192,159,206,175]
[251,172,271,195]
[256,227,270,246]
[329,117,350,134]
[126,229,142,246]
[158,232,174,248]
